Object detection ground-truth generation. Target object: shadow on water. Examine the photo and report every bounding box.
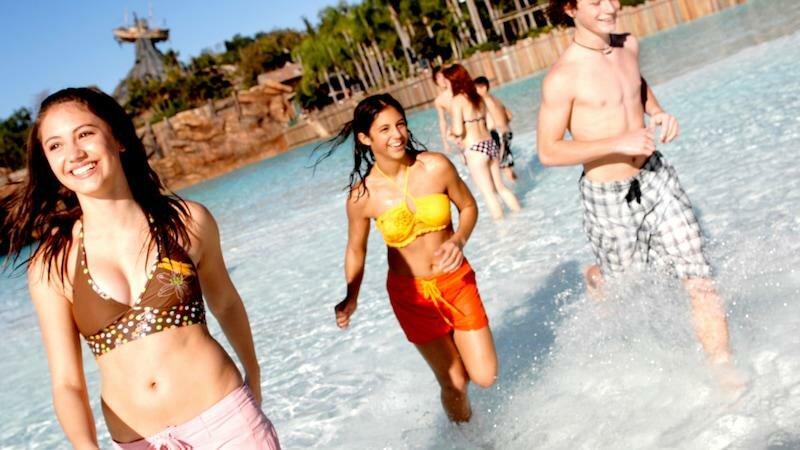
[490,260,583,390]
[422,261,586,450]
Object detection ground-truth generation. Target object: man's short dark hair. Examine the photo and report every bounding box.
[547,0,577,27]
[473,76,490,88]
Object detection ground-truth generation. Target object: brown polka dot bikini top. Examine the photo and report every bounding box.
[71,224,206,357]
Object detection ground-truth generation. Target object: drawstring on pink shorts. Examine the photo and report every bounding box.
[149,426,192,450]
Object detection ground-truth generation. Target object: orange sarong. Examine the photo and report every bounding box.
[386,259,489,344]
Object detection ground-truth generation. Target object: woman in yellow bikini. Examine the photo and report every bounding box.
[318,94,498,422]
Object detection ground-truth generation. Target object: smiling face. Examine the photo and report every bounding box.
[569,0,620,35]
[38,102,127,197]
[357,106,409,162]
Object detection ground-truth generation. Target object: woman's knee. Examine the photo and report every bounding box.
[469,364,497,389]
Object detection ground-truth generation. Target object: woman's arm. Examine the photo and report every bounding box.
[435,100,452,153]
[29,258,98,450]
[449,97,465,140]
[335,192,371,329]
[434,154,478,272]
[187,202,262,403]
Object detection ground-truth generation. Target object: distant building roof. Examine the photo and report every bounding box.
[258,62,303,85]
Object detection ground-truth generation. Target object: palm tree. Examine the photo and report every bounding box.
[482,0,504,42]
[514,0,531,33]
[464,0,488,44]
[294,18,340,101]
[387,1,418,76]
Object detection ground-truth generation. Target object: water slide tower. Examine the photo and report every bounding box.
[112,13,170,102]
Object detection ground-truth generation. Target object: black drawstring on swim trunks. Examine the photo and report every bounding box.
[626,178,642,204]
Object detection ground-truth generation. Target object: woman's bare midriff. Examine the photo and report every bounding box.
[583,153,650,182]
[97,324,243,443]
[387,228,455,278]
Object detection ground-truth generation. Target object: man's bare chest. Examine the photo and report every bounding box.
[573,56,642,109]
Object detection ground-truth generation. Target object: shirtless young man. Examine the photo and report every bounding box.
[537,0,734,368]
[474,76,518,182]
[433,66,456,153]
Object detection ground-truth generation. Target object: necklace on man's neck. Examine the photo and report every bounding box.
[573,38,613,55]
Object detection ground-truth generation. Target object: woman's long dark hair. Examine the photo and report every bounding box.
[315,93,427,199]
[443,64,482,109]
[2,87,189,284]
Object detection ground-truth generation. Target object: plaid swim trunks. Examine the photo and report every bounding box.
[579,151,712,279]
[490,130,515,168]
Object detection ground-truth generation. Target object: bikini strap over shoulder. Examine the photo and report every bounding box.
[374,163,413,200]
[402,163,411,199]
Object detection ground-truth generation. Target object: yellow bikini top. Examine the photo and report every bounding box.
[374,164,451,248]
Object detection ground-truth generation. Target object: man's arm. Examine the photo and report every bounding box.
[641,77,680,143]
[537,69,655,167]
[641,77,663,116]
[494,94,512,122]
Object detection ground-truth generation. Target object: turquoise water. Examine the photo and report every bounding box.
[2,0,799,447]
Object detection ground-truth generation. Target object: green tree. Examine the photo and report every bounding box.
[0,108,32,170]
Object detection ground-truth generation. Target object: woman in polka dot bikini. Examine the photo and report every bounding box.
[3,88,280,449]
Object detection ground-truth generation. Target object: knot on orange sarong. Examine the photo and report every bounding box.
[419,278,465,326]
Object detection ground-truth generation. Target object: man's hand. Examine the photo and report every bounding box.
[649,111,680,143]
[614,127,656,157]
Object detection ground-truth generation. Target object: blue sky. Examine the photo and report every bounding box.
[0,0,336,118]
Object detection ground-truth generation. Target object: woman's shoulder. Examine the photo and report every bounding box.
[181,199,212,222]
[417,150,448,164]
[173,200,220,263]
[416,152,455,175]
[346,179,373,210]
[452,94,468,105]
[179,200,217,237]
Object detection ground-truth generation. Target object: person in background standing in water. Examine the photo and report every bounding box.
[474,76,519,183]
[319,94,498,422]
[433,66,456,155]
[3,87,281,449]
[444,64,521,220]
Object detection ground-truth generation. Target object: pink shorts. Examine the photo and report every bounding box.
[112,385,280,450]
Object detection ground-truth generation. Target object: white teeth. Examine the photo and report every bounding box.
[72,162,96,176]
